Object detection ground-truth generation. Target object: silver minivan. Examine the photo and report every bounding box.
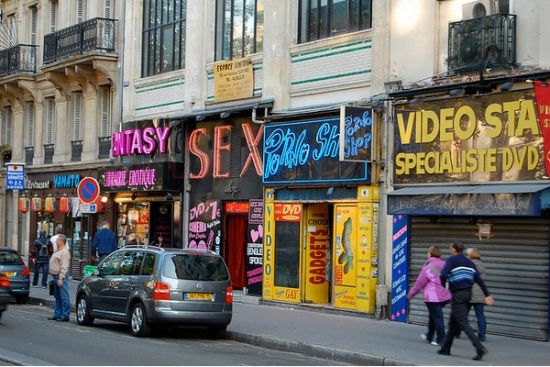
[75,246,232,337]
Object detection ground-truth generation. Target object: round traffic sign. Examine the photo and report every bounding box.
[78,177,100,204]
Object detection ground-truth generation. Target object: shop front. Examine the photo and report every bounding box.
[24,169,106,278]
[98,119,184,248]
[186,114,264,295]
[261,114,381,313]
[387,87,550,341]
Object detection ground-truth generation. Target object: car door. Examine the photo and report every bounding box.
[111,250,139,314]
[91,252,124,314]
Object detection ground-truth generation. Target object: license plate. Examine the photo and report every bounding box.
[4,272,15,277]
[185,292,213,301]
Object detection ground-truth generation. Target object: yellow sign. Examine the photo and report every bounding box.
[263,200,275,301]
[303,205,329,303]
[214,58,253,102]
[334,206,357,287]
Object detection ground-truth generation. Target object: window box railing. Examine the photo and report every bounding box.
[448,14,516,73]
[98,136,111,159]
[24,146,34,166]
[71,140,83,162]
[44,144,55,164]
[44,17,116,64]
[0,45,37,77]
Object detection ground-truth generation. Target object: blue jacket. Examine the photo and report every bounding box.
[440,254,490,296]
[91,228,117,256]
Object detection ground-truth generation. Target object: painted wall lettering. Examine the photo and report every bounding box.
[188,200,221,253]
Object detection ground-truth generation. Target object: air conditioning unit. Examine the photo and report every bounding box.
[462,0,496,20]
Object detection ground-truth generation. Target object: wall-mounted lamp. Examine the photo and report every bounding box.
[101,195,108,203]
[220,112,231,119]
[499,81,514,92]
[449,88,465,97]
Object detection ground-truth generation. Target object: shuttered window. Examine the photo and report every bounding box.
[30,6,38,44]
[72,93,83,140]
[45,98,55,145]
[77,0,86,24]
[25,102,35,147]
[104,0,112,18]
[49,1,57,32]
[99,86,111,137]
[2,108,13,146]
[6,15,16,47]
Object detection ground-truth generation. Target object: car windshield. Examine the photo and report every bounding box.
[0,251,24,265]
[163,254,229,281]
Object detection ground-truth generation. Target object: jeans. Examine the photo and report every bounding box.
[440,289,484,353]
[425,301,448,344]
[52,275,70,320]
[32,262,49,287]
[471,303,487,340]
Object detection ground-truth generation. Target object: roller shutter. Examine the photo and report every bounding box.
[408,216,549,341]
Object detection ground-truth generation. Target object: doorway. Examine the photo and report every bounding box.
[223,214,247,289]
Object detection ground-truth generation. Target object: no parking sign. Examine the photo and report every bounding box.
[77,177,100,204]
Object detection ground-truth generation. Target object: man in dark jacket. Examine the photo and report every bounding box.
[32,231,53,288]
[437,242,494,361]
[91,221,117,264]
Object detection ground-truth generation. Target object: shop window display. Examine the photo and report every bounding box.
[117,202,150,246]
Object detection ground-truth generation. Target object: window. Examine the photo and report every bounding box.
[45,98,55,145]
[142,253,156,275]
[215,0,264,61]
[30,6,38,44]
[99,86,111,137]
[49,1,57,33]
[7,15,16,47]
[142,0,187,77]
[163,254,229,281]
[298,0,372,43]
[99,252,124,276]
[71,92,83,140]
[24,102,34,147]
[76,0,86,24]
[2,108,13,146]
[104,0,112,18]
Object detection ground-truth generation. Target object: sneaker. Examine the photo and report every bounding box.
[431,341,440,346]
[42,286,47,289]
[420,333,427,341]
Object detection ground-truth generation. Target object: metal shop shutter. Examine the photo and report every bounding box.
[408,216,549,341]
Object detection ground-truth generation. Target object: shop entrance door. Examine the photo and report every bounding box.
[301,204,330,304]
[223,214,247,289]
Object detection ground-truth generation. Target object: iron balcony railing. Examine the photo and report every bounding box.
[44,17,116,64]
[0,45,37,77]
[71,140,83,162]
[44,144,55,164]
[25,146,34,166]
[98,136,111,159]
[448,14,516,73]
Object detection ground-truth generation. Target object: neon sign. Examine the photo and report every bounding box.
[104,168,157,188]
[111,127,171,157]
[340,107,373,162]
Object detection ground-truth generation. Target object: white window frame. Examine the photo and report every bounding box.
[77,0,87,24]
[30,6,38,44]
[99,86,111,137]
[72,92,83,141]
[49,1,58,33]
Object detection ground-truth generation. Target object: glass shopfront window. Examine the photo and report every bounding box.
[117,202,150,246]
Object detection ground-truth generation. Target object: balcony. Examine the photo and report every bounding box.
[98,136,111,159]
[0,45,37,77]
[71,140,83,162]
[44,18,116,65]
[448,14,516,73]
[24,146,34,166]
[44,144,55,164]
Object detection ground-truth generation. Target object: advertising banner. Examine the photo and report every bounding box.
[393,91,545,184]
[534,81,550,176]
[214,58,253,102]
[304,205,329,303]
[391,215,409,322]
[188,199,221,254]
[246,199,264,295]
[334,205,357,310]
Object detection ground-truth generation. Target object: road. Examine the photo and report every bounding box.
[0,305,347,366]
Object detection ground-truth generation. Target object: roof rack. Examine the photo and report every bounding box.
[123,245,165,251]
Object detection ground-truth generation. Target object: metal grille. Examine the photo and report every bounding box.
[0,45,37,77]
[44,144,54,164]
[408,216,549,341]
[448,14,516,72]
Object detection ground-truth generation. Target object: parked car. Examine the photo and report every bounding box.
[0,248,30,304]
[0,273,11,321]
[75,246,233,337]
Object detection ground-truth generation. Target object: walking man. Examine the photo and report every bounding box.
[48,234,71,322]
[437,241,494,361]
[32,231,52,288]
[91,221,117,264]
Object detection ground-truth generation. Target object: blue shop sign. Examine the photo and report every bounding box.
[6,164,25,190]
[53,174,81,189]
[390,214,409,323]
[263,118,369,185]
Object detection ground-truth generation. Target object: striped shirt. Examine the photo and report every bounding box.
[440,254,489,296]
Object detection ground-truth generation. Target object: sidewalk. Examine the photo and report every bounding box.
[24,278,550,366]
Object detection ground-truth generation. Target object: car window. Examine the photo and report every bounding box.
[141,253,156,276]
[99,252,124,276]
[163,254,229,281]
[119,251,135,276]
[131,251,144,275]
[0,251,23,265]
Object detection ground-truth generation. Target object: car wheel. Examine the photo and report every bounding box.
[76,294,94,326]
[130,303,151,337]
[208,325,227,339]
[15,295,28,304]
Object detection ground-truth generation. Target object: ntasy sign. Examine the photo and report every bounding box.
[393,91,545,184]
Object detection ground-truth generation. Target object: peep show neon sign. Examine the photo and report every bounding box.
[111,127,171,157]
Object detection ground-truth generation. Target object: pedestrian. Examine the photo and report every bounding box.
[150,233,165,247]
[437,242,494,361]
[407,245,451,346]
[31,231,53,288]
[467,247,488,342]
[48,234,71,322]
[49,224,63,252]
[91,221,117,264]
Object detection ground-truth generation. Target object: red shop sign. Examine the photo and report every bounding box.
[225,201,249,214]
[534,81,550,176]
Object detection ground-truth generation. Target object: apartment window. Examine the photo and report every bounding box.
[44,98,55,144]
[142,0,187,77]
[99,86,111,137]
[6,15,16,47]
[104,0,112,18]
[30,6,38,44]
[24,102,35,147]
[298,0,372,44]
[215,0,264,61]
[76,0,87,24]
[72,92,83,140]
[49,1,58,33]
[2,108,13,146]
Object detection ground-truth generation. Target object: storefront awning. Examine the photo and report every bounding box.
[387,183,550,216]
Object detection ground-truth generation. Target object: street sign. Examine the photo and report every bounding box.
[77,177,100,204]
[5,164,25,190]
[80,203,97,214]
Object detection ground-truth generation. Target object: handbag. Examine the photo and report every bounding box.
[49,280,55,296]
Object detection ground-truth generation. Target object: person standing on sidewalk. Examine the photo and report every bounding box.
[467,247,488,342]
[407,245,451,346]
[91,221,117,264]
[31,231,53,288]
[49,225,63,252]
[48,234,71,322]
[438,242,494,361]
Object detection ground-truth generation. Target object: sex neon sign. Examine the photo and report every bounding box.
[111,127,171,157]
[188,123,263,179]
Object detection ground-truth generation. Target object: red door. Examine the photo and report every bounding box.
[224,214,247,289]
